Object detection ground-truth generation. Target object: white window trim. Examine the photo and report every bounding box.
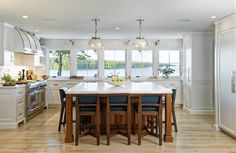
[47,46,182,79]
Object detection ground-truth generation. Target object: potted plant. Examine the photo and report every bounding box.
[158,65,175,79]
[1,74,16,86]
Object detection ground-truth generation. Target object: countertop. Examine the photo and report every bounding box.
[0,84,26,89]
[66,82,172,94]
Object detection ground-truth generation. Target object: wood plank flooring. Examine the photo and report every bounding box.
[0,108,235,153]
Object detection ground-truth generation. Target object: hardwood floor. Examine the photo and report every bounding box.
[0,108,235,153]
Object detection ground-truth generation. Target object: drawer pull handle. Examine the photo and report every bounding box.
[18,100,23,104]
[18,112,23,116]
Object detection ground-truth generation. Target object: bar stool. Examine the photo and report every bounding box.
[58,87,69,131]
[75,95,100,146]
[163,88,178,132]
[136,94,163,145]
[106,95,131,145]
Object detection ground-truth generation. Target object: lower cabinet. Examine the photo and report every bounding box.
[157,80,182,106]
[47,80,80,106]
[0,85,26,129]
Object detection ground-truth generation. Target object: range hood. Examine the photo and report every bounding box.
[14,27,42,55]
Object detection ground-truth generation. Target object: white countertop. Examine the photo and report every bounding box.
[66,82,172,94]
[0,84,26,89]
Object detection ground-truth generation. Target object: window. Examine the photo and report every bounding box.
[159,50,180,77]
[104,50,125,77]
[132,50,152,77]
[49,50,70,76]
[77,50,98,77]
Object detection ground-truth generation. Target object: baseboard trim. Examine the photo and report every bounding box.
[183,106,214,115]
[0,123,18,129]
[213,124,221,131]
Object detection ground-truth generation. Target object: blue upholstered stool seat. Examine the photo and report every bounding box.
[141,96,160,111]
[109,96,128,111]
[78,96,97,112]
[142,96,160,104]
[111,106,127,111]
[78,96,97,104]
[109,96,128,104]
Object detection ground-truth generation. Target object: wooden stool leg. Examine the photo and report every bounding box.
[58,107,64,131]
[159,113,162,145]
[75,107,80,146]
[156,115,159,136]
[137,96,142,145]
[96,100,100,145]
[172,107,178,132]
[63,108,66,126]
[106,97,110,145]
[127,96,131,145]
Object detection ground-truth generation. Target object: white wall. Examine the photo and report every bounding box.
[41,39,183,50]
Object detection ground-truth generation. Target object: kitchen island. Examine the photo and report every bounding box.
[65,81,174,143]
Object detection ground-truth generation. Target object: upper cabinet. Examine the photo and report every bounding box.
[0,22,44,66]
[0,22,15,66]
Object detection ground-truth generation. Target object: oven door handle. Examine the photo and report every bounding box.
[28,89,44,96]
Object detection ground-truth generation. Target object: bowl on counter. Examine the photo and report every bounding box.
[106,78,129,86]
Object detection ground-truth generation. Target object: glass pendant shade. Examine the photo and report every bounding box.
[88,19,103,51]
[88,37,103,51]
[133,37,148,51]
[132,19,148,52]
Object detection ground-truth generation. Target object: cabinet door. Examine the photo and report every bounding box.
[183,36,192,108]
[4,25,14,51]
[219,30,234,133]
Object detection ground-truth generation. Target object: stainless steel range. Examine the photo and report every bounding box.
[25,80,47,121]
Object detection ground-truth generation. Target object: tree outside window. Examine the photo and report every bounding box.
[49,50,70,77]
[77,50,98,77]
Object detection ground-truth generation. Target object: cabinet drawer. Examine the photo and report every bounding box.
[17,103,25,113]
[16,93,25,101]
[17,112,25,122]
[16,98,24,106]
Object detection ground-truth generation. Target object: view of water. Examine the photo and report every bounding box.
[50,66,179,77]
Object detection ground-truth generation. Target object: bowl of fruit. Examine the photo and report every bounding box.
[106,77,128,86]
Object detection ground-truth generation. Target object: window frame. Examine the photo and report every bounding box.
[131,50,153,78]
[76,49,98,77]
[158,49,181,78]
[46,47,182,79]
[104,50,126,77]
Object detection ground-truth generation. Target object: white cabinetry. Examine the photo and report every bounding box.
[183,32,214,115]
[0,85,26,129]
[215,14,236,136]
[157,80,182,106]
[0,22,15,66]
[47,80,80,106]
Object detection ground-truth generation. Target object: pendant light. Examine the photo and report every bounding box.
[88,19,103,52]
[132,19,148,52]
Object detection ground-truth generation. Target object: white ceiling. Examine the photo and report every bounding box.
[0,0,235,39]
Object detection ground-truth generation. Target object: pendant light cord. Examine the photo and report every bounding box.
[92,19,100,38]
[137,19,144,38]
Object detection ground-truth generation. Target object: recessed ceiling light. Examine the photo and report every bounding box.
[22,15,28,19]
[115,27,120,30]
[210,16,217,19]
